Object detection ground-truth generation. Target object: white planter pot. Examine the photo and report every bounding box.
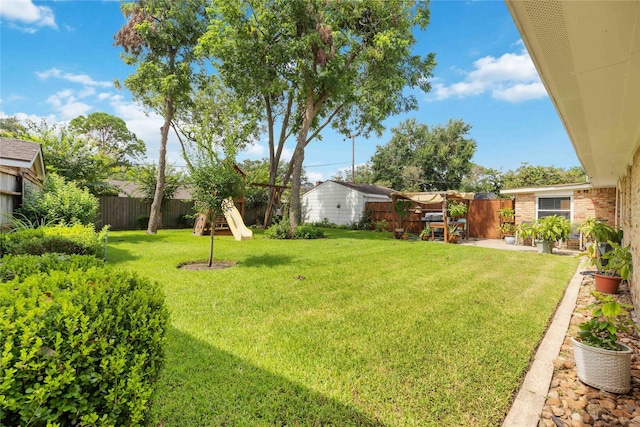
[504,236,516,245]
[572,337,632,394]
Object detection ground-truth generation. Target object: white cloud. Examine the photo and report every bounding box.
[431,42,547,103]
[36,68,112,88]
[280,147,293,162]
[46,90,92,120]
[306,171,324,183]
[108,95,173,158]
[493,82,547,103]
[78,87,96,99]
[0,0,57,32]
[241,142,266,158]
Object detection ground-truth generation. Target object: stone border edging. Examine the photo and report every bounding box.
[502,265,584,426]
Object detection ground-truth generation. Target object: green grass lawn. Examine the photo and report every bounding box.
[107,228,578,427]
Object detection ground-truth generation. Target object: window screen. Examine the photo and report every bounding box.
[537,197,571,219]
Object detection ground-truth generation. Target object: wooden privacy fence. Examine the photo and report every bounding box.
[366,198,514,238]
[96,196,195,230]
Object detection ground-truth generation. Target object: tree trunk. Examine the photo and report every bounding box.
[289,98,315,230]
[147,96,174,234]
[208,211,215,267]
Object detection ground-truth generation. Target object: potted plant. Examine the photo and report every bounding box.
[526,215,572,254]
[447,201,468,220]
[585,242,633,294]
[498,207,515,221]
[419,224,432,241]
[447,224,460,244]
[402,232,410,240]
[580,219,623,265]
[572,291,637,393]
[497,222,517,244]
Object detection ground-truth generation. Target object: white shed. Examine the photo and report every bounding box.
[301,181,395,225]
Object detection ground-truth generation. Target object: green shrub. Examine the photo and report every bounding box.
[176,214,193,228]
[372,219,389,232]
[0,253,104,283]
[17,173,99,226]
[0,225,108,258]
[264,220,292,239]
[293,224,325,239]
[136,215,150,230]
[0,256,169,426]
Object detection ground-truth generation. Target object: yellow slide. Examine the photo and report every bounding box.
[222,199,253,241]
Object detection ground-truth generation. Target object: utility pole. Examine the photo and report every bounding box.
[344,132,360,183]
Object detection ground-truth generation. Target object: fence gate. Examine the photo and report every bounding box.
[467,199,514,239]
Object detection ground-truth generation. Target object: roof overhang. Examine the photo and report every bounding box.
[500,182,597,195]
[506,1,640,187]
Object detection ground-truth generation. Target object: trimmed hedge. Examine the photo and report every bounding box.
[0,225,108,258]
[0,254,169,426]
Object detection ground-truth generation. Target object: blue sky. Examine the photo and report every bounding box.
[0,0,581,182]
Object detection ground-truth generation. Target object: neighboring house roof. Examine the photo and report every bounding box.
[109,180,193,200]
[500,182,601,195]
[506,2,640,187]
[328,181,397,198]
[0,137,46,182]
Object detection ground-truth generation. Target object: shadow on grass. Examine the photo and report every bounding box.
[151,326,387,427]
[104,245,140,264]
[107,231,171,245]
[242,254,295,267]
[318,229,394,241]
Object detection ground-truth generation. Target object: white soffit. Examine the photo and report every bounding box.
[506,1,640,187]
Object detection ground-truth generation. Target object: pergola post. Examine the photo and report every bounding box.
[442,193,449,243]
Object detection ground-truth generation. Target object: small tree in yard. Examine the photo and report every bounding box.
[189,154,243,267]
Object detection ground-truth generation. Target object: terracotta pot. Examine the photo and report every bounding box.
[593,273,623,294]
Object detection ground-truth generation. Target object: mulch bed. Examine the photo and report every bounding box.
[177,260,238,270]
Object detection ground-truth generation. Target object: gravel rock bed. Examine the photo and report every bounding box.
[540,277,640,427]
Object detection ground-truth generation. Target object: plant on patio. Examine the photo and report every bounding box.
[447,200,468,219]
[498,207,515,220]
[519,215,571,253]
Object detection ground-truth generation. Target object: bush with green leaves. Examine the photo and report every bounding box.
[17,173,99,226]
[0,252,104,283]
[0,224,108,258]
[293,224,325,239]
[264,219,292,239]
[0,254,169,426]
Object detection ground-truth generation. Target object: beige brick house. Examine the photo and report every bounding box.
[506,2,640,306]
[501,183,616,226]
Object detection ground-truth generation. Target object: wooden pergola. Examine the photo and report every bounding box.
[390,191,475,242]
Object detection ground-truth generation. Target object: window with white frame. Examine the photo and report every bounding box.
[537,196,571,219]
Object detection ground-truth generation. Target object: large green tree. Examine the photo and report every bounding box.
[69,112,146,165]
[371,118,477,191]
[22,119,117,195]
[460,164,504,194]
[502,163,586,189]
[331,163,375,184]
[201,0,436,229]
[114,0,208,234]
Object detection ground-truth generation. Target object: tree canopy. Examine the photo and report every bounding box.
[69,112,145,165]
[502,163,586,189]
[200,0,436,228]
[371,118,476,191]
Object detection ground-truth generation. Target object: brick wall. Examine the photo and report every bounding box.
[515,193,536,224]
[513,187,616,249]
[619,147,639,310]
[573,187,616,224]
